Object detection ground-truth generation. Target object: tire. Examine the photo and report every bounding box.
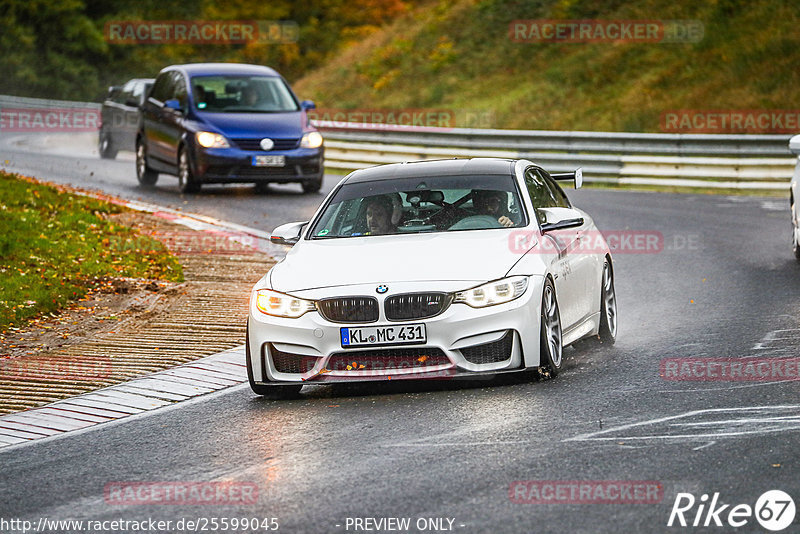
[178,148,201,194]
[135,139,158,186]
[99,131,118,159]
[301,174,323,194]
[246,326,302,399]
[792,196,800,260]
[254,182,271,194]
[539,277,563,377]
[598,260,617,344]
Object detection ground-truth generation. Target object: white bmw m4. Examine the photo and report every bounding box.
[247,158,617,397]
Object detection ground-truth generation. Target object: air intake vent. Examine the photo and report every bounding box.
[317,297,379,323]
[384,293,452,321]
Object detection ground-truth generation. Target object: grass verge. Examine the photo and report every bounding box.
[0,172,183,331]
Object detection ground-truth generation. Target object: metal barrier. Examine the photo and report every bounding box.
[0,94,794,190]
[315,122,796,190]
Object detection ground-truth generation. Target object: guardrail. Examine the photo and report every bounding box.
[315,122,797,190]
[0,94,794,190]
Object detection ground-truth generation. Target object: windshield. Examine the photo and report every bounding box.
[190,75,299,113]
[309,174,527,239]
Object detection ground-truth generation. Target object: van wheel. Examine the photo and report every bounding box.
[99,132,117,159]
[136,140,158,186]
[301,174,323,193]
[178,149,201,194]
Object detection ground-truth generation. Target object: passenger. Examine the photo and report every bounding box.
[364,196,397,235]
[194,85,206,107]
[241,86,259,107]
[474,190,515,227]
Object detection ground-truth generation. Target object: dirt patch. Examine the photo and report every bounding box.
[0,278,185,359]
[0,208,274,414]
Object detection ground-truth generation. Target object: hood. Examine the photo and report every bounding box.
[196,110,306,138]
[269,230,536,292]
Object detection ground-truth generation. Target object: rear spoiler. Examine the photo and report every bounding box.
[551,168,583,189]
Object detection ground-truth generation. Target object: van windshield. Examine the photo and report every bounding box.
[190,75,299,113]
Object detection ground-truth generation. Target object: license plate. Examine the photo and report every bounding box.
[252,155,285,167]
[341,324,426,348]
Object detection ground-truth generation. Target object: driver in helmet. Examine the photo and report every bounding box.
[473,190,515,227]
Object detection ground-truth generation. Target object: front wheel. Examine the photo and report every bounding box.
[136,140,158,186]
[539,278,563,377]
[792,197,800,260]
[178,148,201,194]
[598,260,617,344]
[99,131,117,159]
[301,174,323,194]
[246,326,302,399]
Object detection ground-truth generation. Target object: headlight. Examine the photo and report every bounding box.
[196,131,230,148]
[255,289,316,318]
[454,276,529,308]
[300,131,323,148]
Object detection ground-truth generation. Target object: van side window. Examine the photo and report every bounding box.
[171,72,188,109]
[150,73,173,103]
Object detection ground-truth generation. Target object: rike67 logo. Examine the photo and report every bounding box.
[668,490,795,531]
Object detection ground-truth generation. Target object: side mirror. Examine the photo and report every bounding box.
[301,100,316,110]
[790,135,800,155]
[270,221,308,246]
[164,99,182,112]
[551,167,583,189]
[538,207,584,233]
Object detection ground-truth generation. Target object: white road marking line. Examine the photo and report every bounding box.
[382,440,529,447]
[751,328,800,350]
[692,441,716,451]
[565,405,800,442]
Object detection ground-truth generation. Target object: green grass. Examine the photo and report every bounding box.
[295,0,800,132]
[0,172,183,331]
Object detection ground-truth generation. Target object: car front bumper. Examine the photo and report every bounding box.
[193,145,323,183]
[247,278,546,385]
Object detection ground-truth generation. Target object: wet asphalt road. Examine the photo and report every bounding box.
[1,135,799,533]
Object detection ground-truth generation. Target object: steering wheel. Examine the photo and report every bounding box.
[425,204,469,227]
[447,215,503,230]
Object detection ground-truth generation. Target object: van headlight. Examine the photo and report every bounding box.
[255,289,316,318]
[453,276,529,308]
[196,131,230,148]
[300,131,323,148]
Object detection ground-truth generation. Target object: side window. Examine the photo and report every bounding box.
[115,81,134,104]
[131,82,145,105]
[149,73,173,103]
[540,170,571,208]
[524,168,559,209]
[171,72,188,109]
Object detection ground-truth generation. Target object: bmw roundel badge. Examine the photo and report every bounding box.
[376,285,388,294]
